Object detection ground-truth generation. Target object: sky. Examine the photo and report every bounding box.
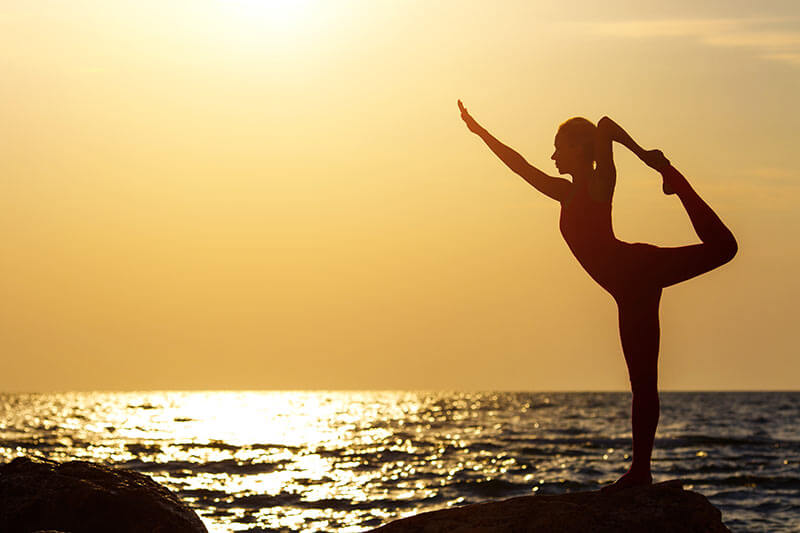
[1,0,798,391]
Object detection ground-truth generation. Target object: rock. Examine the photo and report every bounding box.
[0,456,207,533]
[371,480,731,533]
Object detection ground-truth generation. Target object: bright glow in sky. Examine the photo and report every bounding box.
[1,0,798,391]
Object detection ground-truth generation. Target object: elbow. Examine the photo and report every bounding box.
[597,116,613,131]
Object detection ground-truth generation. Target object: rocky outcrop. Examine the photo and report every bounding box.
[2,456,732,533]
[371,480,731,533]
[0,456,207,533]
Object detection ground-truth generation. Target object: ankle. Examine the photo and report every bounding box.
[662,166,689,194]
[626,466,652,481]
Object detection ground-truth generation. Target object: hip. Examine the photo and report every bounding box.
[570,241,664,299]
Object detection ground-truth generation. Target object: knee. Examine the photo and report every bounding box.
[712,231,737,266]
[720,233,738,264]
[629,374,658,397]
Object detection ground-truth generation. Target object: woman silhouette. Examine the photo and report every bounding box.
[458,100,737,491]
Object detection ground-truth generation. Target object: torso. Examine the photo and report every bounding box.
[559,179,625,293]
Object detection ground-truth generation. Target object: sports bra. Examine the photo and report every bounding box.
[559,181,617,252]
[558,180,625,291]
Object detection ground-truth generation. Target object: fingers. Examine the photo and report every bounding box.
[458,99,479,132]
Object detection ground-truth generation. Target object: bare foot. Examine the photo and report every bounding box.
[601,470,653,494]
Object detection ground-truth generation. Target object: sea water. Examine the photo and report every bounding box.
[1,391,797,532]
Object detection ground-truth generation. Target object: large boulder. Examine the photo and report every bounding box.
[371,480,730,533]
[0,456,207,533]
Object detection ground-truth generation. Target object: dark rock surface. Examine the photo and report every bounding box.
[0,456,207,533]
[371,480,731,533]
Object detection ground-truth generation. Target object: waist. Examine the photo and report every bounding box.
[561,232,620,260]
[559,217,616,247]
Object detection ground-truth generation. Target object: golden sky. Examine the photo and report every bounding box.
[2,1,798,391]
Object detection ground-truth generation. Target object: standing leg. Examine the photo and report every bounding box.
[603,289,662,492]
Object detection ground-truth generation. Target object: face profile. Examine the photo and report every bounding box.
[551,135,584,176]
[551,118,597,176]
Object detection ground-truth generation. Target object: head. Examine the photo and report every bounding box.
[551,117,597,176]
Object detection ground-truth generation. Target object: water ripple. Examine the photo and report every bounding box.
[0,391,797,532]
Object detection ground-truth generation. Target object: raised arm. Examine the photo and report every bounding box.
[597,116,672,192]
[598,116,670,172]
[592,117,618,200]
[459,100,570,202]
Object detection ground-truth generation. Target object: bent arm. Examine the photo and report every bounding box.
[592,117,618,200]
[598,116,669,172]
[476,128,570,202]
[598,116,646,160]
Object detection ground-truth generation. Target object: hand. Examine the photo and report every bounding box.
[643,149,670,172]
[458,99,484,134]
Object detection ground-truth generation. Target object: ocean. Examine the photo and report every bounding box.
[1,391,797,532]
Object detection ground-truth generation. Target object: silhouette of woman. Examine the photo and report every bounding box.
[458,100,737,491]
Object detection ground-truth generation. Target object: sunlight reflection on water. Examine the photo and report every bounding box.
[1,391,798,532]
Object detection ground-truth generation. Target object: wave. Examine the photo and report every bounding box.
[122,458,290,475]
[3,391,799,533]
[659,434,791,448]
[445,477,532,498]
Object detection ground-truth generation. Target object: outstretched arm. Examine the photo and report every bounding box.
[459,100,570,202]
